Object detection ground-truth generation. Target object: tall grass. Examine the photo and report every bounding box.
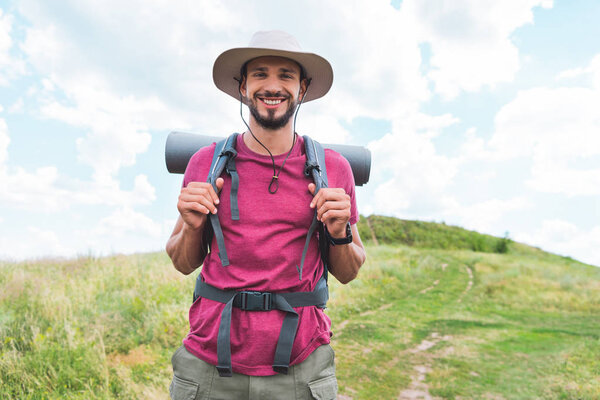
[1,217,599,399]
[0,253,190,399]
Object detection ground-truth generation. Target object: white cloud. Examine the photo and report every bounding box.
[0,118,8,165]
[0,226,76,261]
[7,97,23,113]
[82,208,170,256]
[515,220,600,267]
[441,196,532,234]
[94,207,162,238]
[0,169,157,211]
[368,113,460,216]
[0,8,26,85]
[295,113,351,145]
[556,54,600,88]
[0,117,156,211]
[0,211,169,260]
[489,83,600,196]
[458,127,493,161]
[405,0,553,99]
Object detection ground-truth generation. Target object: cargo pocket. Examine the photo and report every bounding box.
[169,375,199,400]
[308,375,338,400]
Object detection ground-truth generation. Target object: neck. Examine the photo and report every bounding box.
[244,118,296,155]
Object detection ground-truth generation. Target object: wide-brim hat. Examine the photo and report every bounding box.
[213,30,333,104]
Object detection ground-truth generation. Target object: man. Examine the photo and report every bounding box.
[166,30,366,400]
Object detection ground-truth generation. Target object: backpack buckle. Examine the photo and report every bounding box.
[238,291,272,311]
[304,160,320,177]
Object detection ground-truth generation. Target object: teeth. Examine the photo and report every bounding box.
[263,99,282,105]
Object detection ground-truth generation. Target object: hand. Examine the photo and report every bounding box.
[177,178,224,230]
[308,183,351,238]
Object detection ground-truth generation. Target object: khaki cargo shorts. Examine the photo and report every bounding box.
[169,344,338,400]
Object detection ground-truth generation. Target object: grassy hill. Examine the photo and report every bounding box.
[1,216,599,399]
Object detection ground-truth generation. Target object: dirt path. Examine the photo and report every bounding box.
[397,332,451,400]
[419,263,448,294]
[336,303,392,335]
[365,217,379,246]
[337,262,472,399]
[457,265,473,303]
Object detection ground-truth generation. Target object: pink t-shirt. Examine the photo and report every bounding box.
[182,134,358,376]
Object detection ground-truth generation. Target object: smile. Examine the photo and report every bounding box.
[257,96,287,108]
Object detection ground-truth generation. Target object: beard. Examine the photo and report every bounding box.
[248,92,298,130]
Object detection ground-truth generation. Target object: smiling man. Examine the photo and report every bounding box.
[166,31,366,400]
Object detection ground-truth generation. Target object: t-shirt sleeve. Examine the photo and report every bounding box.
[182,143,217,188]
[325,149,359,225]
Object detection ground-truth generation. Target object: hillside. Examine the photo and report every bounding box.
[1,217,599,399]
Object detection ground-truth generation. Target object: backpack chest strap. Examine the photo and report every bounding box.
[193,275,329,377]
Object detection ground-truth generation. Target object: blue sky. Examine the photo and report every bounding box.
[1,0,599,266]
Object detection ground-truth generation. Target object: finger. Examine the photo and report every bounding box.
[179,192,219,214]
[317,200,351,221]
[184,182,221,206]
[320,209,351,226]
[210,178,224,204]
[178,192,217,212]
[179,200,212,216]
[314,191,349,212]
[215,177,224,192]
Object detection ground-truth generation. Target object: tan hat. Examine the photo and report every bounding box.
[213,30,333,104]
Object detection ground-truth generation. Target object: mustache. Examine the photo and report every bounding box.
[255,91,289,99]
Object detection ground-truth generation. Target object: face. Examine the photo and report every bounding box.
[241,56,307,130]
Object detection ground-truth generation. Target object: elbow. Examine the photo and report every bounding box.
[336,263,361,285]
[165,241,196,276]
[338,273,357,285]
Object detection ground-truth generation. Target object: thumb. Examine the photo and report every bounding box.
[308,183,316,195]
[215,177,225,192]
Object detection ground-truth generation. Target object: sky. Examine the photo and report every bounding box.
[0,0,599,266]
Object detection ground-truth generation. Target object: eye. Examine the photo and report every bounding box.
[281,74,293,79]
[253,72,267,78]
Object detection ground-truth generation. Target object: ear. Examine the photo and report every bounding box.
[239,76,247,97]
[299,78,308,101]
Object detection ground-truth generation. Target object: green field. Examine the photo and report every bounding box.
[1,216,599,399]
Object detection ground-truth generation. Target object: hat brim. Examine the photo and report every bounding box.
[213,47,333,104]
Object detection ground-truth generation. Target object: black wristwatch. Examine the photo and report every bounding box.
[325,222,353,245]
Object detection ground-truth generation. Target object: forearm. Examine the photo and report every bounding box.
[166,217,209,275]
[327,225,366,284]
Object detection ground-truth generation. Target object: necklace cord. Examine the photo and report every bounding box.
[235,77,312,194]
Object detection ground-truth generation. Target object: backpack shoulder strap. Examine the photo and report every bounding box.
[303,135,328,190]
[206,133,239,267]
[297,135,329,281]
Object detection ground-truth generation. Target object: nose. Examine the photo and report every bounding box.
[262,75,283,94]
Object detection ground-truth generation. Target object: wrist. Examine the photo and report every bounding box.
[325,222,352,245]
[182,216,207,234]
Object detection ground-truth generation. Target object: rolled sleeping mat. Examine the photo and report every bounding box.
[165,131,371,186]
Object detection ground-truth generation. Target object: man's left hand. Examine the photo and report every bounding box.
[308,183,351,238]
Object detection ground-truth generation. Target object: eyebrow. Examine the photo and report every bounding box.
[249,66,298,75]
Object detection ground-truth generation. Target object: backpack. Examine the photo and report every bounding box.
[192,133,331,377]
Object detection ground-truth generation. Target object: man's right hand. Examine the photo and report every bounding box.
[177,177,224,230]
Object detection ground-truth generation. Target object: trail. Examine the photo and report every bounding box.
[396,332,450,400]
[337,261,474,399]
[336,303,392,335]
[419,263,447,294]
[457,265,473,303]
[365,217,379,246]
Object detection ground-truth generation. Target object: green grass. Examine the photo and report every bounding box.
[1,217,599,399]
